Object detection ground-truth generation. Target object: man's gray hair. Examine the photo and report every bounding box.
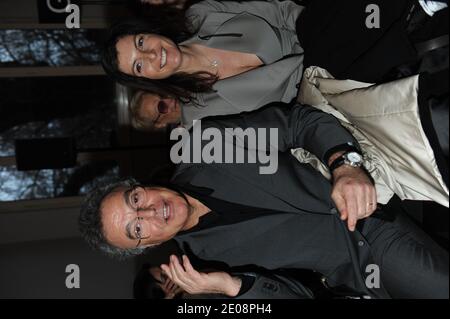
[79,177,146,259]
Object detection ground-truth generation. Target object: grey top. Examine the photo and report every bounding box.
[181,0,305,128]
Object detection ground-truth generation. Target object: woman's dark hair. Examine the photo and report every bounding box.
[133,265,165,299]
[102,6,217,104]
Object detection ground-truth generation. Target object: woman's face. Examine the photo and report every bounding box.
[116,33,182,79]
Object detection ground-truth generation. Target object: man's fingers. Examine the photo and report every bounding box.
[371,187,378,215]
[168,262,178,283]
[345,191,358,224]
[160,264,173,281]
[173,255,200,289]
[344,190,359,231]
[364,185,378,217]
[331,166,378,230]
[169,256,187,286]
[372,188,378,211]
[163,260,191,294]
[332,192,348,220]
[171,256,186,279]
[165,280,174,292]
[365,187,374,217]
[163,264,183,290]
[168,281,177,292]
[182,255,199,277]
[169,284,179,294]
[334,185,362,231]
[356,187,366,219]
[163,277,173,290]
[347,213,357,232]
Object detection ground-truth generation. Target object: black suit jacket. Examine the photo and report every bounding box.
[187,269,317,299]
[171,103,391,298]
[235,271,315,299]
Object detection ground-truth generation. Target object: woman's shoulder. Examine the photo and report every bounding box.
[186,0,221,15]
[184,0,215,32]
[184,0,240,35]
[186,0,260,17]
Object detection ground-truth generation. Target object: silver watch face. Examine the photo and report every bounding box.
[345,152,362,165]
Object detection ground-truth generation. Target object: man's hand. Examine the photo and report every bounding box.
[331,164,377,232]
[160,276,183,299]
[161,255,242,297]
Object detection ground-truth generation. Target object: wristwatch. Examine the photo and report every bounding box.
[329,151,363,172]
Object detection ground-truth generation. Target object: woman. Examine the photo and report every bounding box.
[107,0,447,125]
[103,0,305,127]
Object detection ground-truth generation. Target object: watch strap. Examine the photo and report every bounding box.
[324,143,360,167]
[329,151,362,172]
[329,156,347,172]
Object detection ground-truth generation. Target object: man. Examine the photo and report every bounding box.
[80,102,448,298]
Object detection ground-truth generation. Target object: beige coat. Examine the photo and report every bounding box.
[295,67,449,207]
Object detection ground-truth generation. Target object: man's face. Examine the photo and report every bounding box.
[100,186,191,249]
[138,94,181,130]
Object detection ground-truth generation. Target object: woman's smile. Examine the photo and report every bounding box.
[160,47,167,69]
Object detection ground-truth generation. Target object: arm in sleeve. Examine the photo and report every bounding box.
[186,0,303,32]
[232,272,315,299]
[236,102,360,166]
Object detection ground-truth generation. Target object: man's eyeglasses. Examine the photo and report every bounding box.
[125,185,151,248]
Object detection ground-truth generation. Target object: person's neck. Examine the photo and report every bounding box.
[181,193,211,230]
[178,45,216,74]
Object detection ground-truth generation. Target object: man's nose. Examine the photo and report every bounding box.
[137,207,158,219]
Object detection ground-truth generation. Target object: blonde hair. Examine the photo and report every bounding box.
[129,91,156,131]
